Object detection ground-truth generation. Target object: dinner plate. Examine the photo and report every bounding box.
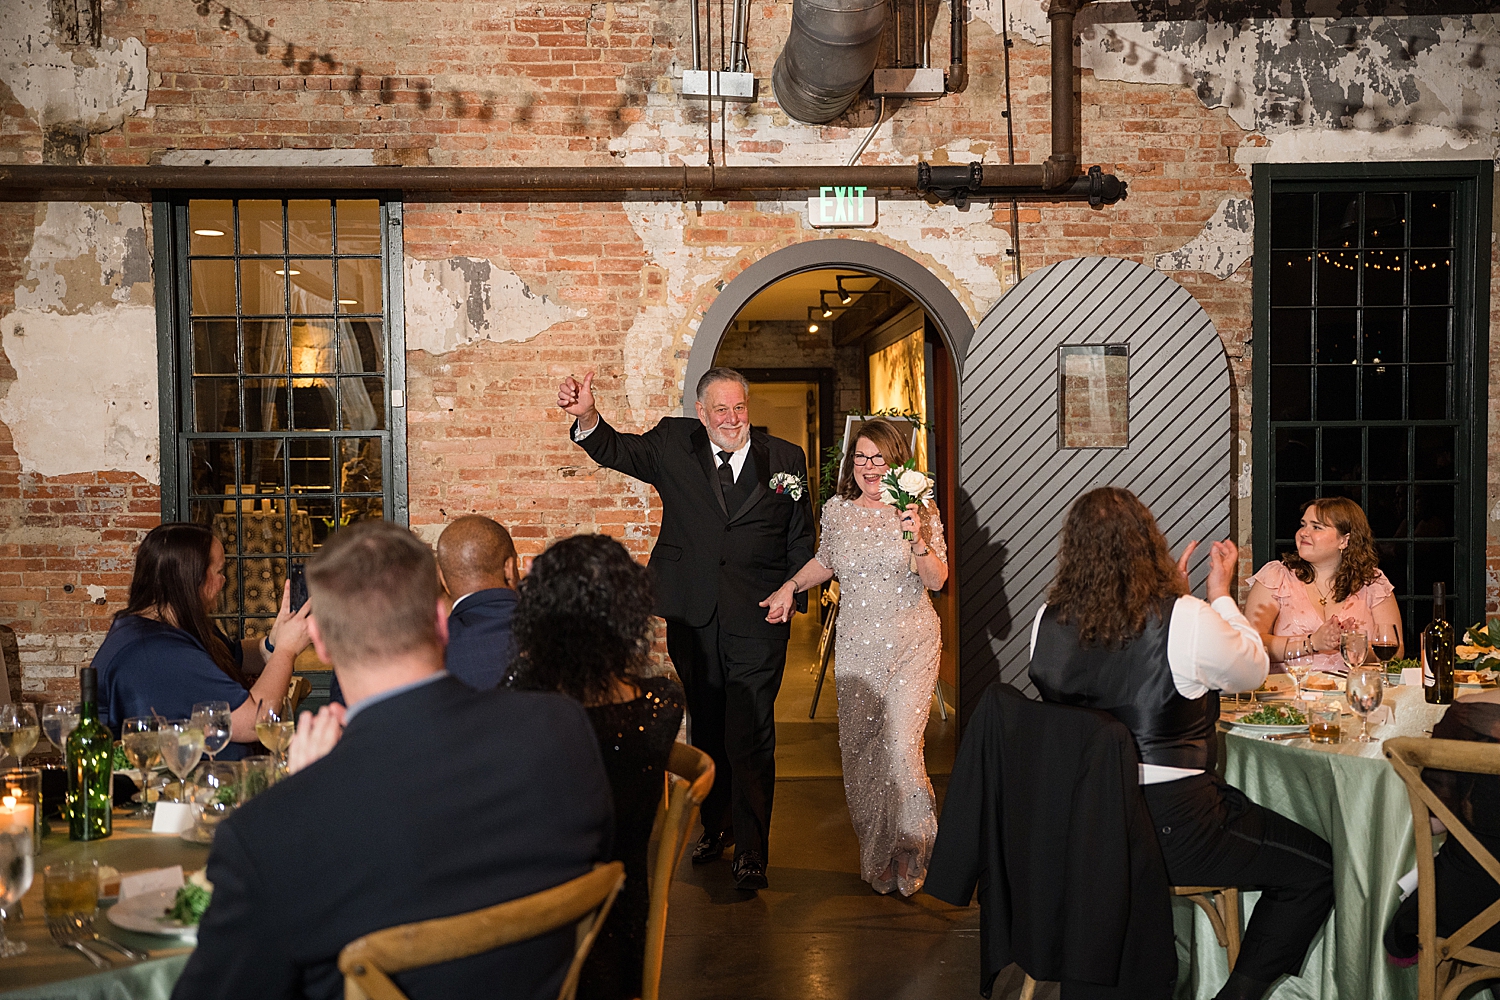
[105,889,198,940]
[1228,722,1309,736]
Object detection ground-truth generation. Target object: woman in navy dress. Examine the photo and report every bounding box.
[92,523,313,760]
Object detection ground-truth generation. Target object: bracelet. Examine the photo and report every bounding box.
[263,635,275,655]
[912,548,930,557]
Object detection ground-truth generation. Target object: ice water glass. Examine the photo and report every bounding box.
[0,828,34,957]
[1346,668,1385,744]
[40,703,79,756]
[1340,631,1371,674]
[191,701,233,760]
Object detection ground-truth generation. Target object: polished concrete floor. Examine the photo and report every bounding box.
[656,614,1057,1000]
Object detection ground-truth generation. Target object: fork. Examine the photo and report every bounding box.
[46,916,113,969]
[78,915,150,961]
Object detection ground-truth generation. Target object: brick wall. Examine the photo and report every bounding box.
[0,1,1496,699]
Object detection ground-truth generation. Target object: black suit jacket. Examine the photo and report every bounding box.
[925,684,1174,999]
[445,588,518,690]
[573,416,815,638]
[172,676,614,1000]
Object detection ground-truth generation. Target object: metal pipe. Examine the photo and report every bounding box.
[947,0,967,92]
[1045,0,1079,189]
[730,0,748,71]
[919,0,929,68]
[690,0,702,70]
[846,97,886,166]
[0,162,1124,202]
[772,0,889,124]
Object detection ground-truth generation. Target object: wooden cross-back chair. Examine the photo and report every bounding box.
[1018,886,1240,1000]
[1385,736,1500,1000]
[641,742,715,1000]
[338,861,625,1000]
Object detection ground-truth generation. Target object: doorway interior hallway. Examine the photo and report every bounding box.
[655,615,1057,1000]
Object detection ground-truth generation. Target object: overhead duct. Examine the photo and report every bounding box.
[772,0,889,125]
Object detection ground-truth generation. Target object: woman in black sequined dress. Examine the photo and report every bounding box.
[509,534,685,1000]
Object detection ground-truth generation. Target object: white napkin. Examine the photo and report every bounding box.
[120,866,185,900]
[1397,865,1419,901]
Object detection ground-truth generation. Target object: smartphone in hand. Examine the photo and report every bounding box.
[289,559,309,613]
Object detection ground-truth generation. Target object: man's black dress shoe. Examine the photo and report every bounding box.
[691,831,728,865]
[731,851,768,891]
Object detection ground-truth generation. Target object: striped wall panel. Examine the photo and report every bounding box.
[956,256,1233,726]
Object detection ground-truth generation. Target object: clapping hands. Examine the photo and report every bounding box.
[287,702,345,775]
[1175,538,1239,603]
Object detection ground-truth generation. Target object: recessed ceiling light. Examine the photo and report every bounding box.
[193,229,226,237]
[338,298,359,305]
[274,269,301,276]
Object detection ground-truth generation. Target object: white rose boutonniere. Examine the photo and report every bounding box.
[769,471,806,501]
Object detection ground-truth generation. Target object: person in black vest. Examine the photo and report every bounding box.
[557,366,815,890]
[172,521,613,1000]
[436,514,520,690]
[1028,487,1334,1000]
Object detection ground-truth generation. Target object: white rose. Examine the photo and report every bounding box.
[879,487,897,506]
[897,469,929,495]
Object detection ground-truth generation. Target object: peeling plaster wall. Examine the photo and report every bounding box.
[1156,197,1253,279]
[404,256,569,355]
[0,202,158,482]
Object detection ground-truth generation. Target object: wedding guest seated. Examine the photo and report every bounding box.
[94,523,312,760]
[436,514,521,690]
[1244,497,1401,673]
[1385,692,1500,962]
[507,534,685,1000]
[1029,488,1333,1000]
[172,522,614,1000]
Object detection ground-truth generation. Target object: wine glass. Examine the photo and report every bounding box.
[1284,648,1314,705]
[1346,667,1385,744]
[120,716,162,817]
[0,827,34,957]
[1340,630,1371,674]
[1370,624,1400,683]
[191,701,233,761]
[0,705,39,770]
[41,702,79,756]
[188,760,243,843]
[158,719,206,803]
[254,702,294,775]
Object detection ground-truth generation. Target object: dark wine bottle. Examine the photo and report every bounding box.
[1422,583,1455,706]
[66,667,112,840]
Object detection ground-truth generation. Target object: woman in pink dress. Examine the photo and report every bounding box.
[1244,496,1403,672]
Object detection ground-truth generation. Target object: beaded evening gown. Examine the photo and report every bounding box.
[578,675,685,1000]
[816,496,946,896]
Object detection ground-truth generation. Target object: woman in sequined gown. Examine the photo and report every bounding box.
[761,418,948,895]
[507,534,686,1000]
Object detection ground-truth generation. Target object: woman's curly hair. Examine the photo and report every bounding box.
[1047,487,1187,648]
[507,534,655,705]
[1280,496,1380,603]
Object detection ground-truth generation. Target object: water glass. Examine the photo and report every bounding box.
[189,760,243,842]
[43,858,98,926]
[0,705,39,769]
[241,756,277,799]
[1340,630,1371,674]
[191,701,233,760]
[0,827,34,957]
[2,768,42,847]
[40,703,79,756]
[1346,667,1385,744]
[158,720,206,802]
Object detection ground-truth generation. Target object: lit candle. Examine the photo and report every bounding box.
[0,794,34,837]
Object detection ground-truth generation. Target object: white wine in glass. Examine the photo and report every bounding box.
[0,705,39,768]
[1284,649,1314,703]
[120,716,161,818]
[158,720,206,801]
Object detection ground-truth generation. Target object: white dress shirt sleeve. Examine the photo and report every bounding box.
[571,418,599,442]
[1165,594,1270,700]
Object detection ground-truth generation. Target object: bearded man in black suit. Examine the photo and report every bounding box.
[559,366,814,890]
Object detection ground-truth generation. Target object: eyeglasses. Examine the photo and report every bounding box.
[851,453,888,467]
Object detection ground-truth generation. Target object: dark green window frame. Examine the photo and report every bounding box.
[1252,161,1493,640]
[153,193,409,640]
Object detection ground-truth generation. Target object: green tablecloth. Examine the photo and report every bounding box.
[1176,684,1453,1000]
[0,817,205,998]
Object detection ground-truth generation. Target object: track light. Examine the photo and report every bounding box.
[835,275,854,305]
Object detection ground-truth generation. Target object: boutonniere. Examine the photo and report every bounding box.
[769,472,806,501]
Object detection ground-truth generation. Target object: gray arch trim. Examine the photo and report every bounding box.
[681,239,975,412]
[956,256,1233,724]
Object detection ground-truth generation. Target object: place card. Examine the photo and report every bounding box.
[1401,667,1422,688]
[120,866,185,900]
[152,801,197,835]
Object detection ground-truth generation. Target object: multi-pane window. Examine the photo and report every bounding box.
[161,197,405,642]
[1255,167,1487,641]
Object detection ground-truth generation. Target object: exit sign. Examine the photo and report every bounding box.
[808,186,877,228]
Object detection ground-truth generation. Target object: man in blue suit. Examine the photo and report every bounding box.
[435,515,520,690]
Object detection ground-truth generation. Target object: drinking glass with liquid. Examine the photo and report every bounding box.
[43,858,98,925]
[120,716,162,817]
[158,720,206,802]
[1308,701,1342,744]
[1346,668,1385,744]
[40,702,79,757]
[190,701,233,761]
[254,702,295,774]
[0,828,33,957]
[0,705,39,770]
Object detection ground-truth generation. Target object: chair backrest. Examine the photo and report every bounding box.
[1384,737,1500,983]
[339,860,625,1000]
[641,742,715,1000]
[285,675,312,717]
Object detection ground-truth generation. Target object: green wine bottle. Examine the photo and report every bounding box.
[67,667,112,840]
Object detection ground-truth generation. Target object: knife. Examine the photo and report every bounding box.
[1261,731,1308,741]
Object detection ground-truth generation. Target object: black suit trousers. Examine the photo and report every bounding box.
[666,616,788,861]
[1143,774,1334,985]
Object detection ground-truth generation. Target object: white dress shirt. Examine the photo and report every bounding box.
[1029,594,1269,784]
[573,418,751,482]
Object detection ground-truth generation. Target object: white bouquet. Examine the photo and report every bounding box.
[877,461,933,540]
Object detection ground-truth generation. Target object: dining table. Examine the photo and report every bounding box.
[1173,681,1500,1000]
[1,815,206,998]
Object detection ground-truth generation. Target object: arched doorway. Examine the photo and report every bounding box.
[686,239,974,731]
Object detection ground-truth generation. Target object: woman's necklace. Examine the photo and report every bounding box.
[1311,578,1333,607]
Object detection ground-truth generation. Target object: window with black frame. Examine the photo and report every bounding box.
[1255,169,1487,643]
[165,197,404,643]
